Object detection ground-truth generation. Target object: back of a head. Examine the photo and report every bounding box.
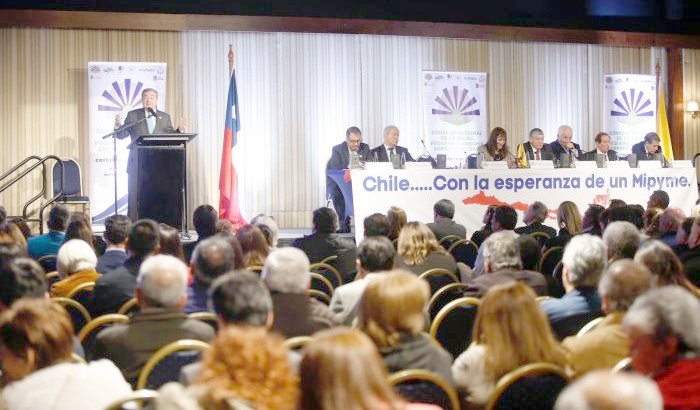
[127,219,160,257]
[657,207,684,236]
[0,258,47,308]
[397,221,442,266]
[602,221,640,261]
[104,215,132,245]
[158,223,184,260]
[64,213,93,245]
[554,370,663,410]
[582,204,605,231]
[562,234,607,288]
[251,214,280,248]
[193,205,218,239]
[47,204,70,232]
[518,235,542,271]
[56,239,97,276]
[137,254,188,308]
[236,225,270,267]
[261,247,310,294]
[434,199,455,219]
[208,270,272,326]
[363,213,390,237]
[649,190,670,210]
[357,270,429,347]
[191,236,237,286]
[357,236,396,272]
[598,260,652,313]
[313,207,337,234]
[300,327,398,410]
[557,201,582,234]
[483,231,522,272]
[644,131,660,144]
[493,205,517,230]
[529,201,548,224]
[633,240,685,287]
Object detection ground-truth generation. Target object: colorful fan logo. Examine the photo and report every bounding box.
[431,86,480,126]
[98,79,145,112]
[610,88,653,126]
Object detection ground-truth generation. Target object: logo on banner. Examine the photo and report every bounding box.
[431,86,481,126]
[97,79,145,113]
[610,88,653,126]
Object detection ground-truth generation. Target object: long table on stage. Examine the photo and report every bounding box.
[349,167,698,243]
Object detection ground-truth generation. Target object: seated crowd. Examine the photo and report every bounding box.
[0,190,700,410]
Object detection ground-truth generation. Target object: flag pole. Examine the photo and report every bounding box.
[655,58,660,111]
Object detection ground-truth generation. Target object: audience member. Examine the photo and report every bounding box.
[0,223,27,253]
[656,207,684,247]
[96,215,131,274]
[369,125,414,162]
[0,258,47,310]
[643,207,663,237]
[300,327,440,410]
[673,217,694,248]
[550,125,581,161]
[634,240,700,296]
[427,199,466,241]
[94,254,215,385]
[364,213,391,238]
[555,370,663,410]
[602,221,640,261]
[676,216,700,286]
[64,212,102,254]
[90,219,160,317]
[358,271,454,384]
[387,206,407,242]
[466,231,547,297]
[540,234,606,322]
[623,286,700,409]
[476,127,516,166]
[472,205,517,276]
[27,204,69,259]
[393,221,457,275]
[329,236,395,325]
[51,239,100,298]
[518,234,542,271]
[262,247,334,337]
[214,219,234,235]
[516,127,553,168]
[235,224,269,268]
[452,281,567,407]
[470,205,495,247]
[544,201,582,249]
[648,189,670,210]
[0,299,132,409]
[158,223,185,261]
[515,201,556,239]
[185,204,218,260]
[185,236,237,314]
[562,260,652,376]
[292,207,356,281]
[580,204,605,236]
[251,213,280,249]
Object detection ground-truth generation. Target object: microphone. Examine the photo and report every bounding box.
[147,108,161,119]
[420,140,434,158]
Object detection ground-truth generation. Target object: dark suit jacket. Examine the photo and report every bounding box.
[96,249,128,274]
[427,219,467,241]
[370,145,414,162]
[270,292,330,338]
[520,142,554,160]
[292,232,356,281]
[631,141,668,166]
[580,149,618,162]
[550,140,582,160]
[327,142,372,170]
[116,108,176,171]
[89,255,146,317]
[515,221,557,239]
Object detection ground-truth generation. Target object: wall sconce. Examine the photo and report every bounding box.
[688,100,699,119]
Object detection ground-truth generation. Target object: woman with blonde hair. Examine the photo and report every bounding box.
[452,280,568,407]
[545,201,583,249]
[357,270,454,384]
[393,222,457,275]
[387,206,407,242]
[157,326,297,410]
[300,327,439,410]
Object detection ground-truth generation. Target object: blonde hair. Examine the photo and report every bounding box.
[300,327,402,410]
[357,270,429,348]
[557,201,583,234]
[387,206,407,241]
[195,325,298,410]
[397,221,446,266]
[474,281,568,380]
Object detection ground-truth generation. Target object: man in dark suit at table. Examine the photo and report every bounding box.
[516,128,554,168]
[370,125,414,163]
[114,88,187,219]
[550,125,582,162]
[580,132,618,162]
[327,127,372,232]
[631,132,669,166]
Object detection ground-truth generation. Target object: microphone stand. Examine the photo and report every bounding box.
[100,113,154,216]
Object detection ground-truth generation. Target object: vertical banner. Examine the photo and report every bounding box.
[602,74,656,154]
[87,62,167,226]
[423,71,488,168]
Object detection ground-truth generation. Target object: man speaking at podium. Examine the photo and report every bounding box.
[114,88,187,219]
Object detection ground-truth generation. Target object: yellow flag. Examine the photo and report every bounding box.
[657,83,674,161]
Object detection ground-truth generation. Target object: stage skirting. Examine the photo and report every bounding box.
[351,167,699,243]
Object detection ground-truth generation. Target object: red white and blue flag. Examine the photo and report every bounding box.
[219,70,247,227]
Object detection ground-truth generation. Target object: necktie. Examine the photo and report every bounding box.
[535,150,541,161]
[147,114,155,134]
[389,147,395,157]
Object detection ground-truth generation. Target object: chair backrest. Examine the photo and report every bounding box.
[187,311,219,332]
[388,369,460,410]
[448,239,479,268]
[612,357,632,373]
[549,309,604,340]
[310,262,343,288]
[529,231,552,245]
[308,289,331,305]
[66,281,95,309]
[427,283,472,321]
[438,235,462,250]
[45,270,60,286]
[78,313,129,359]
[285,335,313,351]
[429,297,481,359]
[246,265,264,274]
[310,272,335,297]
[37,254,57,272]
[486,362,569,410]
[539,246,563,276]
[320,254,338,264]
[547,261,565,298]
[52,158,83,197]
[52,297,92,334]
[576,316,604,337]
[418,268,459,295]
[104,389,159,410]
[136,339,211,390]
[117,297,140,315]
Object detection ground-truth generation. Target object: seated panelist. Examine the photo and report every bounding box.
[476,127,517,167]
[631,132,669,166]
[370,125,414,162]
[516,127,554,168]
[580,132,618,161]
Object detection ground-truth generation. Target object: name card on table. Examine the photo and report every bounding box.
[671,160,693,168]
[638,160,663,169]
[404,162,433,170]
[606,161,630,169]
[529,160,555,169]
[481,161,509,170]
[364,162,393,171]
[574,161,597,170]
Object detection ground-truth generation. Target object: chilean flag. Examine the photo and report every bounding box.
[218,70,247,228]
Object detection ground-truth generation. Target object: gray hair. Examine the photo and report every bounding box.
[623,286,700,355]
[137,254,188,308]
[251,214,279,248]
[562,234,607,287]
[483,231,522,272]
[598,260,652,313]
[633,240,685,287]
[603,221,640,261]
[528,201,548,223]
[554,370,662,410]
[56,239,97,276]
[383,125,399,136]
[261,247,310,294]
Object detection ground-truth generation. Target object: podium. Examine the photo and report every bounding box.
[128,133,197,231]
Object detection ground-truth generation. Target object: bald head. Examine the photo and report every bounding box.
[598,260,652,314]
